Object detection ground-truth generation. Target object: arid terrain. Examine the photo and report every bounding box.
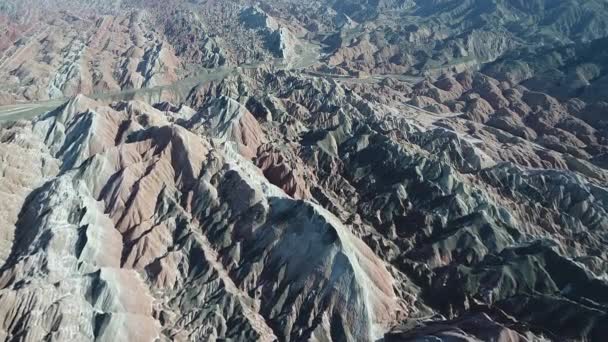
[0,0,607,341]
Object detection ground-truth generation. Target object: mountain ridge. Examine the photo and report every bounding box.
[1,1,607,341]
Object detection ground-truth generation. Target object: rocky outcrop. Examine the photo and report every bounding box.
[2,1,608,341]
[185,96,267,159]
[410,70,608,168]
[255,144,312,199]
[239,6,300,64]
[0,94,399,341]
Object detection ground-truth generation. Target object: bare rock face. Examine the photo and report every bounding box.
[409,69,608,170]
[255,144,312,199]
[240,6,280,32]
[464,96,495,123]
[386,311,537,342]
[487,108,537,140]
[0,94,399,341]
[239,6,300,65]
[163,10,227,68]
[0,11,181,104]
[2,1,608,341]
[186,96,267,159]
[0,121,60,264]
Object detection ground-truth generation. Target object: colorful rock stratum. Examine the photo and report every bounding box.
[0,1,608,341]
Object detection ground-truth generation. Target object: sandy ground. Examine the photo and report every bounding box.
[0,100,65,122]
